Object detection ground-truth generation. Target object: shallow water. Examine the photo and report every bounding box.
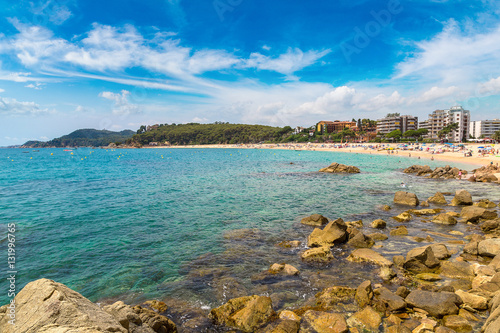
[1,147,499,310]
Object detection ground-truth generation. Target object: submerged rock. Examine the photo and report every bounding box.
[319,162,360,173]
[301,246,334,263]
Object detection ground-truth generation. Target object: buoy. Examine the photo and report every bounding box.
[51,153,53,155]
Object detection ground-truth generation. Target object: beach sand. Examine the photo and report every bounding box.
[148,142,500,168]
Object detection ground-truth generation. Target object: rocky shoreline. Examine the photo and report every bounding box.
[3,165,500,332]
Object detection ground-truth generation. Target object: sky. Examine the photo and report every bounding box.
[1,0,500,146]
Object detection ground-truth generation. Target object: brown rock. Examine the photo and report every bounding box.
[474,199,497,208]
[451,189,473,206]
[315,286,356,310]
[374,287,407,312]
[371,219,387,229]
[432,213,457,225]
[301,214,329,227]
[392,212,412,222]
[209,295,275,332]
[440,261,475,280]
[347,232,375,248]
[428,192,447,204]
[277,240,302,248]
[394,191,419,206]
[460,206,498,223]
[300,310,348,333]
[355,280,373,308]
[307,218,347,247]
[301,246,334,263]
[403,246,440,274]
[319,162,360,173]
[442,315,472,332]
[346,306,382,331]
[368,232,388,241]
[455,290,488,310]
[347,248,393,267]
[405,290,462,317]
[390,225,408,236]
[478,238,500,257]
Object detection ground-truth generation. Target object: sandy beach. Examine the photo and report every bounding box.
[149,142,500,168]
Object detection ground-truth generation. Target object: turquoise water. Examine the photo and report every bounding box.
[1,147,498,307]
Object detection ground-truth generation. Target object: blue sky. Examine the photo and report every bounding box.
[1,0,500,145]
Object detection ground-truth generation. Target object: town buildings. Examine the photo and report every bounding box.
[316,120,356,134]
[419,106,470,142]
[376,114,418,135]
[470,119,500,139]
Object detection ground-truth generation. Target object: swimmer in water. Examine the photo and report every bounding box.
[400,182,406,188]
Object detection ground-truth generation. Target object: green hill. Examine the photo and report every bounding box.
[22,129,135,148]
[132,123,293,145]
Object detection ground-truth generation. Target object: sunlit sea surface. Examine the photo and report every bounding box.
[1,147,498,307]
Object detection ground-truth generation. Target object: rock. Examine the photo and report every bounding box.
[368,232,388,241]
[394,191,419,206]
[355,280,373,308]
[379,266,397,281]
[387,325,412,333]
[142,300,168,313]
[392,212,412,222]
[382,205,392,211]
[301,246,334,263]
[415,273,441,281]
[315,286,356,310]
[371,219,387,229]
[455,290,488,310]
[347,248,393,267]
[420,200,430,207]
[269,263,300,276]
[474,199,497,208]
[319,162,360,173]
[301,214,329,227]
[346,220,363,228]
[478,238,500,257]
[0,279,127,333]
[428,192,448,205]
[489,254,500,271]
[405,290,462,317]
[390,225,408,236]
[432,213,457,225]
[435,326,458,333]
[451,189,473,206]
[374,287,407,312]
[346,306,382,331]
[396,286,410,298]
[393,255,405,266]
[482,220,500,234]
[279,310,301,322]
[347,232,374,248]
[0,278,178,333]
[300,310,348,333]
[440,261,475,280]
[460,206,498,223]
[442,315,472,333]
[209,295,275,332]
[403,246,440,274]
[404,165,432,176]
[261,319,299,333]
[307,218,347,247]
[410,208,442,216]
[483,291,500,333]
[428,243,451,260]
[277,240,302,248]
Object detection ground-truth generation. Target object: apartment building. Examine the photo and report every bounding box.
[423,106,470,142]
[470,119,500,138]
[376,114,418,135]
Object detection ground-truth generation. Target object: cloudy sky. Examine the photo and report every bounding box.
[1,0,500,145]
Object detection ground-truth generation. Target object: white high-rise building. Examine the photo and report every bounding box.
[470,120,500,139]
[423,106,470,142]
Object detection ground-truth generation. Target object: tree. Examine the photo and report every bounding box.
[386,129,402,142]
[403,130,416,139]
[386,113,400,118]
[137,125,146,134]
[493,130,500,141]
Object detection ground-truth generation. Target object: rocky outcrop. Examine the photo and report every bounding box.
[301,214,329,227]
[404,165,432,176]
[460,206,497,223]
[319,162,360,173]
[473,164,500,183]
[404,165,467,179]
[451,189,473,206]
[394,191,419,206]
[209,295,275,332]
[0,278,177,333]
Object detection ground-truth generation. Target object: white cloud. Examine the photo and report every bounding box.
[245,48,331,77]
[395,20,500,85]
[99,90,141,115]
[30,1,73,25]
[0,96,51,115]
[25,82,44,90]
[479,76,500,95]
[417,86,460,103]
[0,88,4,93]
[192,117,208,122]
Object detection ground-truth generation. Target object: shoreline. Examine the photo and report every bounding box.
[146,142,500,168]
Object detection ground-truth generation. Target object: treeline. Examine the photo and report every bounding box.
[131,123,293,145]
[22,129,135,148]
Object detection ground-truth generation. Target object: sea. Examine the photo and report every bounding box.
[1,147,499,309]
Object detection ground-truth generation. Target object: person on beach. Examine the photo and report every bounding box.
[458,171,462,180]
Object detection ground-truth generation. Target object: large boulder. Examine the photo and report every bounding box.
[394,191,419,206]
[346,306,382,331]
[301,214,329,227]
[440,261,475,280]
[483,291,500,332]
[428,192,448,205]
[347,232,374,248]
[432,213,457,225]
[0,278,177,333]
[300,310,348,333]
[319,162,360,173]
[209,295,275,332]
[403,246,440,274]
[460,206,497,223]
[307,218,347,247]
[451,190,473,206]
[347,248,393,267]
[454,290,488,310]
[355,281,373,308]
[374,287,407,312]
[478,238,500,257]
[405,290,462,317]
